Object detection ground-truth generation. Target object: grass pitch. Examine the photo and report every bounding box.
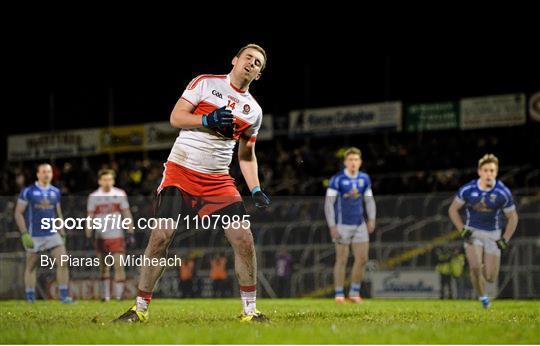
[1,298,538,344]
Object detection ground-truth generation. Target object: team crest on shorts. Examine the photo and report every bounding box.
[243,104,251,114]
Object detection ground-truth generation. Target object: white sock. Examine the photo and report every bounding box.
[101,279,110,300]
[136,296,149,312]
[114,281,125,300]
[240,290,257,315]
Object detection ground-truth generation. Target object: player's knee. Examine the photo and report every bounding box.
[148,229,173,253]
[354,256,368,267]
[235,233,254,257]
[469,266,482,276]
[230,229,254,248]
[484,272,497,283]
[335,255,348,267]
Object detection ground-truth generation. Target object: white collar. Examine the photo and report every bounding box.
[477,179,496,192]
[343,169,359,179]
[35,181,51,189]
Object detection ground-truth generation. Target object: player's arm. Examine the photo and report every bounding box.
[238,137,270,208]
[14,199,36,248]
[502,209,518,242]
[170,98,204,128]
[15,200,28,234]
[56,203,66,238]
[448,198,470,238]
[170,98,233,130]
[324,188,338,241]
[14,200,28,234]
[120,193,137,246]
[364,181,377,234]
[85,212,94,240]
[121,209,135,234]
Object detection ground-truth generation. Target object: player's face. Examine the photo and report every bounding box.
[98,174,115,191]
[231,48,265,83]
[344,154,362,173]
[37,165,53,185]
[478,163,498,187]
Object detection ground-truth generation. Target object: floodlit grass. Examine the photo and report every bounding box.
[1,298,538,344]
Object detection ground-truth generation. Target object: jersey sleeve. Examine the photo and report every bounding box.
[501,188,516,212]
[241,109,263,142]
[326,175,339,196]
[181,75,206,106]
[18,188,29,205]
[363,175,373,197]
[55,189,61,206]
[454,185,468,205]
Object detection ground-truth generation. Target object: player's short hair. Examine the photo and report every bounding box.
[36,163,52,172]
[236,43,267,71]
[478,154,499,169]
[98,169,116,179]
[344,147,362,160]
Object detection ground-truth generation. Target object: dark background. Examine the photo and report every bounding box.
[5,32,539,133]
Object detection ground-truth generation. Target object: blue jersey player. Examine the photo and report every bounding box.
[14,163,73,304]
[324,147,376,303]
[448,154,518,309]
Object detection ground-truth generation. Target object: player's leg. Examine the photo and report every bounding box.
[334,226,352,303]
[464,242,489,307]
[348,224,369,303]
[115,186,183,322]
[482,239,501,284]
[223,211,256,306]
[97,251,111,301]
[50,243,72,303]
[334,243,349,303]
[112,241,127,300]
[349,242,368,303]
[483,253,500,284]
[218,201,267,321]
[24,252,39,303]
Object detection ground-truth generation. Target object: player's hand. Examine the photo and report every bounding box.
[329,226,338,242]
[460,228,472,239]
[84,236,94,250]
[496,238,508,251]
[126,233,136,248]
[21,233,34,249]
[202,106,234,129]
[251,186,270,209]
[367,219,376,234]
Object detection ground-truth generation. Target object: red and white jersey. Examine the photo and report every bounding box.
[87,187,130,239]
[168,74,263,174]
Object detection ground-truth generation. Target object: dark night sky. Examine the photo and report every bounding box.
[4,31,540,140]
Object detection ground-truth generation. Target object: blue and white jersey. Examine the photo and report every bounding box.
[18,182,61,237]
[326,170,372,226]
[455,179,515,232]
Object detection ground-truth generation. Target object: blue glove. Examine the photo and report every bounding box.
[202,106,234,129]
[251,186,270,209]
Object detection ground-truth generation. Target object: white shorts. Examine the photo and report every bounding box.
[464,229,501,256]
[26,233,64,253]
[335,223,369,245]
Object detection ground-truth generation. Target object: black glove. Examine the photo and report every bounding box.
[84,236,94,250]
[496,238,508,251]
[251,186,270,209]
[126,233,136,248]
[460,228,472,239]
[202,106,234,129]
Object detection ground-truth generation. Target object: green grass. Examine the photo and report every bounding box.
[0,299,538,344]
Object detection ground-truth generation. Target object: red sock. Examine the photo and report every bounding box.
[239,285,256,292]
[137,289,153,305]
